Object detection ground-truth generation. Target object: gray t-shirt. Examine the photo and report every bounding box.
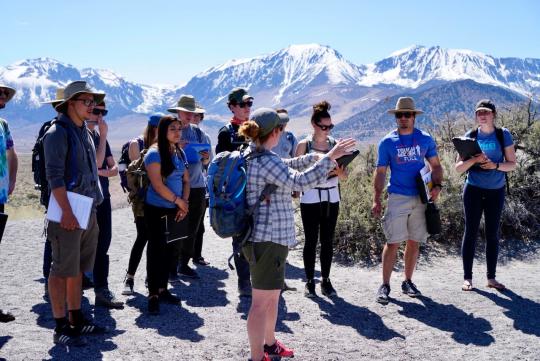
[182,124,209,188]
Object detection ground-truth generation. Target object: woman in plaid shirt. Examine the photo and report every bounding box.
[239,108,355,361]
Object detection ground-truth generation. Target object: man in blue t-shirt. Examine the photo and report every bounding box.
[371,97,443,305]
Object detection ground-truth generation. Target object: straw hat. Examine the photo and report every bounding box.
[41,88,65,108]
[387,97,423,114]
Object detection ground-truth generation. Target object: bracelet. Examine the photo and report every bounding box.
[172,195,178,203]
[495,163,500,170]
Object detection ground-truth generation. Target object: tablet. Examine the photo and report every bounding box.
[336,150,360,168]
[452,137,482,160]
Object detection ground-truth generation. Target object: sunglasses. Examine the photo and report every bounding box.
[395,112,413,119]
[73,98,96,107]
[92,108,108,116]
[315,122,334,131]
[0,89,10,97]
[238,101,253,108]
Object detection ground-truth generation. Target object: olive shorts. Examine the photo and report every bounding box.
[48,213,99,277]
[242,241,288,290]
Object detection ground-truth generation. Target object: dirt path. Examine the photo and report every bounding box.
[0,207,538,360]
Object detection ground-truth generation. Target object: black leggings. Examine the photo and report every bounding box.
[127,216,148,276]
[301,202,339,280]
[462,184,505,280]
[145,204,178,296]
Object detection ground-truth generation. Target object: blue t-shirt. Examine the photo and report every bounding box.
[144,147,187,208]
[377,128,438,196]
[466,127,513,189]
[182,124,206,188]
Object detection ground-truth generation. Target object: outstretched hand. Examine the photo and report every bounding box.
[327,138,357,161]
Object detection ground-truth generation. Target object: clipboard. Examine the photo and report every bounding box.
[46,191,93,230]
[336,150,360,168]
[452,137,483,160]
[184,143,211,164]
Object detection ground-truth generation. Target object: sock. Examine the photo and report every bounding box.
[54,317,68,331]
[68,309,83,326]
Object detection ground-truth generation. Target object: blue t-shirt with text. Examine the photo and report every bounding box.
[466,127,513,189]
[144,147,187,208]
[377,128,438,196]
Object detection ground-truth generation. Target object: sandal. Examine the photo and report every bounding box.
[462,280,473,291]
[487,279,506,291]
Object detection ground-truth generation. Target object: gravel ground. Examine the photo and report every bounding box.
[0,207,539,360]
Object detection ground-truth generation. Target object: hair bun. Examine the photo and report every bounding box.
[313,100,331,113]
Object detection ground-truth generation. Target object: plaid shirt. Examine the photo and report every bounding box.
[245,143,335,247]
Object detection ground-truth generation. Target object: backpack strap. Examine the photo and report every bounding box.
[137,136,145,151]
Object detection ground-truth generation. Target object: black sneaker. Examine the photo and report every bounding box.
[321,278,337,297]
[238,280,252,297]
[402,280,421,297]
[122,275,134,295]
[148,296,159,315]
[304,279,317,298]
[73,318,109,335]
[376,284,390,304]
[158,289,181,305]
[53,325,87,347]
[95,289,124,309]
[179,265,200,279]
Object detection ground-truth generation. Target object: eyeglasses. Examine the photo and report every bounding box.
[238,101,253,108]
[314,122,334,131]
[73,98,96,107]
[395,112,413,119]
[92,108,108,116]
[0,90,10,97]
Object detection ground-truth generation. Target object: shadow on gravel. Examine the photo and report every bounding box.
[474,289,540,337]
[236,294,300,334]
[391,296,495,346]
[180,266,230,308]
[283,263,320,281]
[128,294,204,342]
[0,336,12,350]
[313,296,404,341]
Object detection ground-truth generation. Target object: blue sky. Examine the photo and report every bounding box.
[3,0,539,85]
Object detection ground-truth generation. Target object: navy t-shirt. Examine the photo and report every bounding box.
[466,127,513,189]
[376,128,438,196]
[91,131,113,199]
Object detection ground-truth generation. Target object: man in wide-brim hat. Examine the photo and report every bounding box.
[372,96,443,305]
[0,84,18,323]
[43,80,108,346]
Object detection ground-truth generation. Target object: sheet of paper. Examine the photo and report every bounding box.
[419,164,432,201]
[46,191,93,230]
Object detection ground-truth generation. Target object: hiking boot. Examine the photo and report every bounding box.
[264,339,294,358]
[238,280,252,297]
[179,265,200,279]
[73,318,109,335]
[376,284,390,305]
[53,325,87,347]
[148,295,160,315]
[402,280,421,297]
[95,289,124,309]
[82,274,94,290]
[193,257,210,266]
[304,279,317,298]
[158,289,181,305]
[281,281,297,293]
[122,276,134,296]
[0,310,15,323]
[321,278,337,297]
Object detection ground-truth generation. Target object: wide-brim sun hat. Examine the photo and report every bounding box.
[167,95,198,113]
[54,81,105,113]
[387,96,423,114]
[41,88,65,108]
[250,108,280,138]
[194,102,205,114]
[0,84,16,103]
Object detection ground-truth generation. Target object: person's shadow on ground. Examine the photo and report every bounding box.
[391,296,494,346]
[282,262,320,282]
[177,265,230,308]
[0,336,12,350]
[474,288,540,337]
[128,294,204,342]
[313,296,404,341]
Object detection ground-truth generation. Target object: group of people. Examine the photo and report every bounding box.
[0,80,516,361]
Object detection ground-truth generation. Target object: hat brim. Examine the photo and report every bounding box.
[194,107,206,114]
[54,91,105,113]
[0,86,16,103]
[387,108,424,115]
[241,95,254,102]
[167,106,198,113]
[475,107,494,112]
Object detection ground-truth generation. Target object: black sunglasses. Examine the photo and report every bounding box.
[92,108,108,116]
[315,122,334,131]
[395,112,413,119]
[238,101,253,108]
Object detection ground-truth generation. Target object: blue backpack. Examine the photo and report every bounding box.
[207,149,276,241]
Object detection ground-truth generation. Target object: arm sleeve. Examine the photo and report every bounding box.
[144,148,161,166]
[44,126,69,190]
[263,155,335,192]
[215,128,231,154]
[425,136,438,158]
[503,128,514,147]
[2,120,14,150]
[283,153,318,171]
[376,139,391,167]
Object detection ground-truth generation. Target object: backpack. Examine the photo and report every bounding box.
[207,149,277,269]
[126,147,189,217]
[31,118,77,207]
[467,127,510,193]
[119,136,144,192]
[306,135,336,154]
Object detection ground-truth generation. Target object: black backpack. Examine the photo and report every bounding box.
[31,118,78,207]
[467,127,510,193]
[118,136,144,192]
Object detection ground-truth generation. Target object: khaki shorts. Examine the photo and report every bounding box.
[382,193,428,244]
[48,213,99,277]
[242,241,288,290]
